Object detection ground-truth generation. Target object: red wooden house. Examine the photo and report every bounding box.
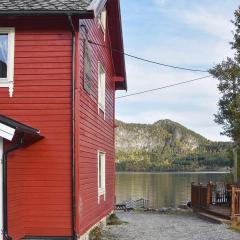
[0,0,126,239]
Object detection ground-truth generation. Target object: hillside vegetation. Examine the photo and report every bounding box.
[115,119,232,172]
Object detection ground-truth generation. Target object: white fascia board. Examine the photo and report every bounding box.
[0,123,15,141]
[87,0,107,17]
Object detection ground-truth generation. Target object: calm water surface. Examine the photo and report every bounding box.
[116,172,230,208]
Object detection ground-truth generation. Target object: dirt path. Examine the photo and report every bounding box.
[104,211,240,240]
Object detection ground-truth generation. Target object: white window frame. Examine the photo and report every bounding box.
[98,62,106,114]
[97,151,106,203]
[0,28,15,97]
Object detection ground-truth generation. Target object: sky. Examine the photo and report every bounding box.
[115,0,240,142]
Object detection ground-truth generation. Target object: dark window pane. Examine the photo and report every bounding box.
[0,34,8,78]
[83,41,92,93]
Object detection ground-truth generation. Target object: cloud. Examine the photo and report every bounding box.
[173,5,234,41]
[156,0,168,6]
[116,57,229,141]
[118,0,237,142]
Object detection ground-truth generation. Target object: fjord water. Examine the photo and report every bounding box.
[116,172,230,208]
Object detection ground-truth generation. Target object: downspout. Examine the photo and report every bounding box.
[2,134,24,240]
[67,15,77,240]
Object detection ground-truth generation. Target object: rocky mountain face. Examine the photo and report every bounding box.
[115,119,232,171]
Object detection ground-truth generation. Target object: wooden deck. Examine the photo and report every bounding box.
[191,182,240,223]
[207,206,231,219]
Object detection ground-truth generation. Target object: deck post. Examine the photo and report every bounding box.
[230,185,237,223]
[191,182,195,210]
[198,183,202,209]
[207,182,213,208]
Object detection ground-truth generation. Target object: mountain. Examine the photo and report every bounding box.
[115,119,232,172]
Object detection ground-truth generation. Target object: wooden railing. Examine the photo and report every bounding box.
[191,182,240,223]
[231,186,240,222]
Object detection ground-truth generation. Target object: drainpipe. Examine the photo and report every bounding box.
[2,134,24,240]
[67,15,77,240]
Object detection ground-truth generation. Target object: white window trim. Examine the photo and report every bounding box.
[98,62,106,115]
[98,7,107,40]
[97,151,106,203]
[0,28,15,97]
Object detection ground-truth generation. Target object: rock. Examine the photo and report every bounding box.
[187,201,192,208]
[178,204,189,210]
[145,208,157,212]
[158,207,172,213]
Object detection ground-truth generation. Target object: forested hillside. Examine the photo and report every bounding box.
[116,120,232,171]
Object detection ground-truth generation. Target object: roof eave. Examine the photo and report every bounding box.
[117,0,127,91]
[0,114,44,147]
[0,10,94,18]
[108,0,127,91]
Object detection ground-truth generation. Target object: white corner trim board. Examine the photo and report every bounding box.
[87,0,107,17]
[0,123,15,141]
[0,28,15,97]
[0,138,3,238]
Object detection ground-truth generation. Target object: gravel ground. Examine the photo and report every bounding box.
[104,211,240,240]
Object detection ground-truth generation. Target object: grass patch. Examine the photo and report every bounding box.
[229,223,240,233]
[89,226,103,240]
[107,213,127,225]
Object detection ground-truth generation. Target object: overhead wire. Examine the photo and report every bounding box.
[86,39,209,73]
[80,38,212,99]
[116,75,212,99]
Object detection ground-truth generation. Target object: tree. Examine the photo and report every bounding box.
[209,7,240,182]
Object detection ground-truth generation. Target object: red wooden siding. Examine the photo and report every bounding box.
[75,10,116,236]
[0,17,73,239]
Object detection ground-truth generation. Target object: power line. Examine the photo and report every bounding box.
[86,39,209,73]
[116,75,212,99]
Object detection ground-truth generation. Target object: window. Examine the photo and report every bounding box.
[98,63,106,112]
[98,151,106,202]
[0,34,7,79]
[0,28,15,97]
[83,40,92,93]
